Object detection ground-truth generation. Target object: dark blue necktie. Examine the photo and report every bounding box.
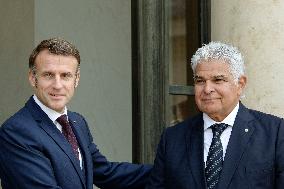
[205,123,228,189]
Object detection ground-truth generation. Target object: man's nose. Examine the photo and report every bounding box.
[53,75,63,88]
[203,81,214,94]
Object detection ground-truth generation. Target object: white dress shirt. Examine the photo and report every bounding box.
[203,103,239,163]
[33,95,83,168]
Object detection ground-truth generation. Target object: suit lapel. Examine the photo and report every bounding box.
[26,98,86,189]
[68,114,94,189]
[187,115,206,189]
[218,103,255,189]
[68,114,90,186]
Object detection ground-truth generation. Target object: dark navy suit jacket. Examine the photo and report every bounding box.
[0,97,152,189]
[147,103,284,189]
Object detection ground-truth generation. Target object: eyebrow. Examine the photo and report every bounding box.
[194,74,228,79]
[214,75,227,78]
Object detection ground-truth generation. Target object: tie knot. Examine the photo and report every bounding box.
[56,114,69,127]
[210,123,228,137]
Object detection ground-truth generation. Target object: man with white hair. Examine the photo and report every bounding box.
[146,42,284,189]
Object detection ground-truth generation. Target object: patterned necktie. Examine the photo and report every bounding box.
[205,123,228,189]
[56,115,80,159]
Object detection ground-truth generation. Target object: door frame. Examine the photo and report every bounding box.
[131,0,210,163]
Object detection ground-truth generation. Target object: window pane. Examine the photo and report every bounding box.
[169,0,198,125]
[169,0,187,86]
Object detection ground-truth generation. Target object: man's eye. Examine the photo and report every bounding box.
[214,78,226,83]
[194,79,205,84]
[62,73,73,80]
[43,73,53,79]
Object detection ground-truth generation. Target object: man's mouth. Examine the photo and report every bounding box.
[50,93,64,97]
[202,98,220,102]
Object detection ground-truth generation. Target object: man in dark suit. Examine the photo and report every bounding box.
[147,41,284,189]
[0,38,152,189]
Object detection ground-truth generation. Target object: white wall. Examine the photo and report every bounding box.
[212,0,284,117]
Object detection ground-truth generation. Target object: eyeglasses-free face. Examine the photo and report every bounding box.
[29,49,80,113]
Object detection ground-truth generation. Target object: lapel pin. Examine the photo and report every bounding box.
[73,121,76,123]
[245,128,249,132]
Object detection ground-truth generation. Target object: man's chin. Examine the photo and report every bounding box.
[200,104,219,112]
[202,108,220,116]
[49,104,65,113]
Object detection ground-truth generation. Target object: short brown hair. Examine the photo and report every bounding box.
[29,37,80,69]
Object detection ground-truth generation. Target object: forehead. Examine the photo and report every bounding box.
[195,59,231,77]
[35,49,78,69]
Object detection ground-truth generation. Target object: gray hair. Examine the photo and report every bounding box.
[190,41,245,81]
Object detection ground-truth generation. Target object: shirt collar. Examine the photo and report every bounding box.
[33,95,68,123]
[203,102,239,131]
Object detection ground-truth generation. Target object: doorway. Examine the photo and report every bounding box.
[132,0,210,163]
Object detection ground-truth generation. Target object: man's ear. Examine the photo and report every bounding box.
[74,70,80,88]
[237,75,247,96]
[28,69,36,87]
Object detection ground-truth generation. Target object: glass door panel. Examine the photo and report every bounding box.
[168,0,200,125]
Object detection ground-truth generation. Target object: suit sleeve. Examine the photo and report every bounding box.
[0,124,62,189]
[81,118,152,189]
[146,130,167,189]
[275,118,284,188]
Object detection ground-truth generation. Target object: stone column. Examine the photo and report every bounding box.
[212,0,284,117]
